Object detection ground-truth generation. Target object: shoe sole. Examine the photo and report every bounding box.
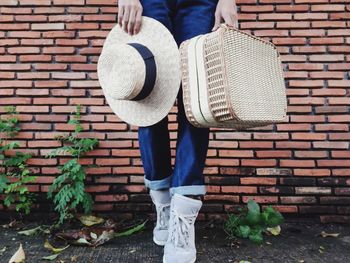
[163,255,196,263]
[153,236,166,246]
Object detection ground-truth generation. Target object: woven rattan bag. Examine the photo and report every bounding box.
[179,24,288,130]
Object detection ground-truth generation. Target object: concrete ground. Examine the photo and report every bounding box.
[1,220,350,263]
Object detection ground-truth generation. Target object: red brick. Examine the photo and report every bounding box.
[53,0,85,5]
[20,55,52,62]
[56,39,88,46]
[8,31,41,38]
[295,187,331,195]
[8,47,40,54]
[294,12,328,20]
[43,47,75,54]
[15,15,47,22]
[0,39,19,46]
[68,7,99,13]
[294,150,328,158]
[281,196,316,204]
[242,196,278,204]
[95,194,128,202]
[241,177,277,185]
[35,64,68,71]
[31,23,64,30]
[86,0,117,4]
[0,55,16,62]
[280,159,315,167]
[85,185,109,192]
[70,98,104,105]
[49,15,82,22]
[20,0,51,5]
[95,176,128,184]
[0,89,14,96]
[1,1,20,6]
[66,23,99,30]
[294,169,331,176]
[42,31,75,38]
[34,7,65,14]
[312,4,345,11]
[18,72,50,79]
[259,13,292,20]
[317,160,350,167]
[0,97,31,105]
[83,14,116,21]
[221,186,257,194]
[33,98,67,104]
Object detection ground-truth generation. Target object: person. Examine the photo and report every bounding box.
[117,0,238,262]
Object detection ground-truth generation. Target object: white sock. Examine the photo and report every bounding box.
[150,189,171,204]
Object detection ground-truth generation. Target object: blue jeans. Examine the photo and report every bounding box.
[138,0,217,196]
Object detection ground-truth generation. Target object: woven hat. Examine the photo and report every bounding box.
[97,16,181,127]
[179,24,288,130]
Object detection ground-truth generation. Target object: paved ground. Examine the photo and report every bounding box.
[1,220,350,263]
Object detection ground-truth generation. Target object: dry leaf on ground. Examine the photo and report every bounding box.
[320,231,340,238]
[266,225,281,236]
[44,240,70,254]
[77,215,105,227]
[8,243,25,263]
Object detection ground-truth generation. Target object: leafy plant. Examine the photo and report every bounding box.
[0,106,36,215]
[223,199,284,244]
[46,105,99,225]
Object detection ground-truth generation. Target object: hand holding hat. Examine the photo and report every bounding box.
[117,0,143,35]
[97,16,181,127]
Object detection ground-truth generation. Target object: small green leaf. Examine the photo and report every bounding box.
[238,225,251,238]
[245,210,261,226]
[114,220,147,237]
[247,199,260,214]
[249,231,263,244]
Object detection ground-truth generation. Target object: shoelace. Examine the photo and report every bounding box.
[169,208,197,247]
[156,202,170,230]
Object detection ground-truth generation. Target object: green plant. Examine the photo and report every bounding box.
[46,105,99,225]
[223,199,284,244]
[0,106,36,215]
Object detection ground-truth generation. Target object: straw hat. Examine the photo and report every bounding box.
[97,16,181,127]
[179,24,288,130]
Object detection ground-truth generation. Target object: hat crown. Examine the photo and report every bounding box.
[105,45,146,100]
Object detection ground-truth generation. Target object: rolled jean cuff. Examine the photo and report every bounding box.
[144,174,172,190]
[169,185,206,196]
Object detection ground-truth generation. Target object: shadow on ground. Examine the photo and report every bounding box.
[1,220,350,263]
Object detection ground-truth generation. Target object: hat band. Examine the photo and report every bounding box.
[127,43,157,101]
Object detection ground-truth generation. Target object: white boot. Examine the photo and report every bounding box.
[150,189,171,246]
[163,193,202,263]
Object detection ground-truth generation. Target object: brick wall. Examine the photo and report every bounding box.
[0,0,349,223]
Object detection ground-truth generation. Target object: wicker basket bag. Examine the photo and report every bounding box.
[179,24,288,130]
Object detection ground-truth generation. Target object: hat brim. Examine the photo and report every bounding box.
[98,16,181,127]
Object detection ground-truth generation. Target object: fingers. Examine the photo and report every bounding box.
[134,8,142,34]
[232,3,239,28]
[212,10,222,31]
[232,13,239,28]
[118,5,124,27]
[117,1,143,35]
[128,7,136,35]
[222,11,234,27]
[122,6,130,33]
